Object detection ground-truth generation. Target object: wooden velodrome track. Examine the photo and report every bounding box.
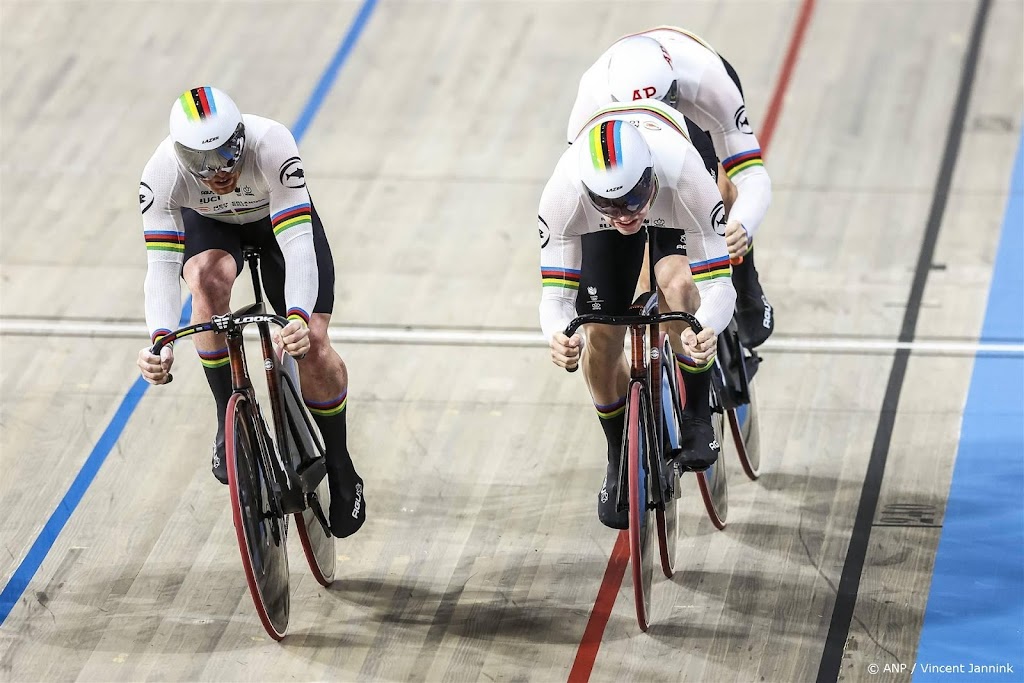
[2,0,1022,681]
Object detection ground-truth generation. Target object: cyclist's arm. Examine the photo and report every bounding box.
[537,174,586,339]
[674,147,737,335]
[140,150,186,343]
[688,62,772,239]
[256,123,319,326]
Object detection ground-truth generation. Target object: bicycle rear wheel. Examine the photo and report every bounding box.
[627,381,655,632]
[730,375,762,480]
[696,383,729,530]
[226,393,291,640]
[656,334,681,579]
[276,353,336,587]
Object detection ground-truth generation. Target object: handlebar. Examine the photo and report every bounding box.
[561,311,702,373]
[150,312,290,354]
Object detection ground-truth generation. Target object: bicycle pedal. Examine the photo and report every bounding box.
[296,456,327,492]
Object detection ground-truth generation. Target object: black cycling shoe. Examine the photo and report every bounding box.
[597,467,629,530]
[211,438,228,485]
[672,415,721,473]
[329,474,366,538]
[734,277,774,349]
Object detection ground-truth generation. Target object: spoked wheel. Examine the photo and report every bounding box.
[226,393,291,640]
[730,376,762,480]
[626,382,655,632]
[277,351,336,587]
[696,384,729,530]
[655,335,681,579]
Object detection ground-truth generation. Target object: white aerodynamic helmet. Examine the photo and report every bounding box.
[168,86,246,179]
[607,36,679,107]
[578,119,657,218]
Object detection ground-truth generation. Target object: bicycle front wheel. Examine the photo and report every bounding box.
[226,393,291,640]
[627,381,655,632]
[730,375,762,480]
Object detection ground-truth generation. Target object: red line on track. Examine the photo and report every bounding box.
[566,1,817,679]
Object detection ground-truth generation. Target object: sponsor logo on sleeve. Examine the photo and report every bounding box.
[734,106,753,134]
[711,201,727,236]
[278,156,306,189]
[139,182,154,214]
[538,216,551,248]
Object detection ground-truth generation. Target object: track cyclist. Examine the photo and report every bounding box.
[567,27,774,349]
[538,99,736,529]
[135,86,365,538]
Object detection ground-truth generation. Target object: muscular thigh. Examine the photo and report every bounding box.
[576,230,647,316]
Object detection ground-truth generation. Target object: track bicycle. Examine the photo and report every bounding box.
[563,292,729,631]
[151,248,335,640]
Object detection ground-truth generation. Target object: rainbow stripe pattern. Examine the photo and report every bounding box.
[286,307,310,325]
[144,230,185,254]
[589,120,625,171]
[150,328,171,344]
[271,203,311,237]
[582,103,689,141]
[596,396,627,420]
[676,352,714,374]
[722,149,764,178]
[179,87,217,121]
[541,267,581,290]
[306,390,347,417]
[198,347,229,369]
[690,255,731,283]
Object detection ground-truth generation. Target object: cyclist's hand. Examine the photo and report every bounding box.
[138,344,174,385]
[276,318,310,358]
[550,332,584,370]
[725,220,748,261]
[681,326,718,364]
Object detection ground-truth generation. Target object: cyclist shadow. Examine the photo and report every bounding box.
[309,567,604,646]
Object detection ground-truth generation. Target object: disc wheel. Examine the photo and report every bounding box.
[730,376,762,480]
[226,393,291,640]
[696,382,729,530]
[655,335,681,579]
[627,382,655,632]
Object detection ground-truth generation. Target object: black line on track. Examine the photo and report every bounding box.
[816,0,992,680]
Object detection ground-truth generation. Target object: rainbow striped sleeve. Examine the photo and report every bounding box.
[144,230,185,254]
[722,149,764,178]
[271,203,312,236]
[286,307,310,325]
[690,256,731,283]
[541,267,581,290]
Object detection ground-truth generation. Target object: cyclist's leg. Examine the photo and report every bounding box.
[651,230,720,470]
[578,230,645,528]
[255,202,365,538]
[182,209,245,484]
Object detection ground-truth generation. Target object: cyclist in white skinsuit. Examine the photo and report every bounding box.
[567,27,774,349]
[135,86,365,538]
[540,99,735,529]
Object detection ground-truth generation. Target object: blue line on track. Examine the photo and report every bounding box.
[0,0,378,625]
[913,128,1024,681]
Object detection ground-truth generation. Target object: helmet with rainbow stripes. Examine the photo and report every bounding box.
[577,119,656,218]
[168,86,246,179]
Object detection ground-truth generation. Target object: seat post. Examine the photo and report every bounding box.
[243,247,263,307]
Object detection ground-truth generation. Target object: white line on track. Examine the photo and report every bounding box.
[1,318,1022,356]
